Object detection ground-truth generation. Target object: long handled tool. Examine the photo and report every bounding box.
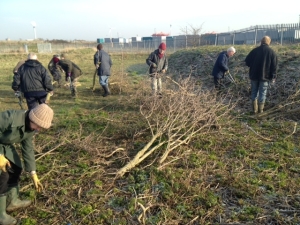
[225,71,236,84]
[15,91,24,109]
[92,68,97,91]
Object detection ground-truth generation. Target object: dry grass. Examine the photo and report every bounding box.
[0,45,300,224]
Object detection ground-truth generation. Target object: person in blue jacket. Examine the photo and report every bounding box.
[211,47,236,89]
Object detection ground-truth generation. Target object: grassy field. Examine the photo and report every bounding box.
[0,45,300,225]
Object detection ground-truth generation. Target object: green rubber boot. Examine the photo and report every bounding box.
[258,103,265,113]
[252,99,258,114]
[0,194,17,225]
[6,186,31,212]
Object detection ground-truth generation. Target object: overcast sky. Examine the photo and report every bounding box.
[0,0,299,41]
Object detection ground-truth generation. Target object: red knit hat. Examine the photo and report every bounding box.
[53,57,60,64]
[159,42,166,50]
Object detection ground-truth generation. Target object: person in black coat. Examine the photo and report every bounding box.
[245,36,277,114]
[94,44,113,97]
[211,47,236,89]
[12,53,54,110]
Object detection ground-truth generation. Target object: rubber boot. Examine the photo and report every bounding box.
[102,85,111,97]
[0,194,17,225]
[6,186,31,212]
[71,86,77,98]
[252,99,258,114]
[258,103,265,113]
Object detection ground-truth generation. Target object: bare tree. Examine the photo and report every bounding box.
[179,23,205,47]
[180,23,204,36]
[116,76,235,177]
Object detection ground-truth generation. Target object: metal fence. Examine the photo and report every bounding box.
[1,23,300,54]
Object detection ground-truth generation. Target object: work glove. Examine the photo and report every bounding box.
[0,154,11,172]
[14,91,20,98]
[162,69,166,74]
[225,70,229,75]
[31,173,44,192]
[152,63,157,68]
[66,72,71,81]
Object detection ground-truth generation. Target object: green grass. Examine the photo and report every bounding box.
[1,45,300,224]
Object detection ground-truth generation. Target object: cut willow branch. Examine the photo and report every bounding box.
[116,76,234,177]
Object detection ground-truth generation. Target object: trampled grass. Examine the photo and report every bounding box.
[0,45,299,224]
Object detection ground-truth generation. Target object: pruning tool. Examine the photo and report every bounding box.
[225,71,236,84]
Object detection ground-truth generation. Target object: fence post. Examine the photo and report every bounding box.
[24,44,28,53]
[185,35,187,49]
[174,36,176,52]
[214,33,217,46]
[280,24,283,45]
[254,26,258,45]
[232,33,235,45]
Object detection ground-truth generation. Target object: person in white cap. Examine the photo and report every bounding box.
[0,104,54,225]
[211,46,236,89]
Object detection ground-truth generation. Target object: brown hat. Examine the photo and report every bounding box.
[97,44,103,50]
[29,104,54,129]
[261,36,271,45]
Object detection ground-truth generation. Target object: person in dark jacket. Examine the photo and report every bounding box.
[12,53,54,110]
[146,42,168,96]
[245,36,278,114]
[48,54,64,88]
[94,44,113,97]
[55,53,82,98]
[211,46,236,89]
[0,104,54,225]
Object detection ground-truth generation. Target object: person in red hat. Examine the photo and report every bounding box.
[47,55,64,88]
[146,42,168,96]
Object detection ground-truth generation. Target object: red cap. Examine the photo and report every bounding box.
[159,42,166,50]
[53,57,60,64]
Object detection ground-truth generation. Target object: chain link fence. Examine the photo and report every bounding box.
[1,23,300,54]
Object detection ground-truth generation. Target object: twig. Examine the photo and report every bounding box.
[243,123,273,142]
[185,216,199,225]
[104,148,125,158]
[36,141,65,161]
[137,202,150,225]
[284,122,297,140]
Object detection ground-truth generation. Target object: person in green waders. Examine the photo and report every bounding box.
[0,104,54,225]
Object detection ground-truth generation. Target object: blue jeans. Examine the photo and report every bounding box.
[99,75,109,86]
[251,80,269,103]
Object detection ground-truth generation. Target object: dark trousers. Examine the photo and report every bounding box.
[214,77,222,89]
[26,95,47,110]
[0,161,22,194]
